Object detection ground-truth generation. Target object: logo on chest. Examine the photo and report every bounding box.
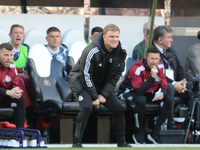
[4,75,11,82]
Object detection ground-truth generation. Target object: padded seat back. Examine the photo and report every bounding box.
[61,29,86,49]
[0,29,10,44]
[23,29,46,48]
[27,44,72,112]
[68,41,87,64]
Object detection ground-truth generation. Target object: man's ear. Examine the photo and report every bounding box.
[158,37,162,43]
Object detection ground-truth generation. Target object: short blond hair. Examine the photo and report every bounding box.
[103,23,120,35]
[10,24,24,33]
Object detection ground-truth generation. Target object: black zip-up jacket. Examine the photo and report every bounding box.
[68,33,127,101]
[153,43,185,83]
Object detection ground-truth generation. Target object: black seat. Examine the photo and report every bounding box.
[26,44,72,115]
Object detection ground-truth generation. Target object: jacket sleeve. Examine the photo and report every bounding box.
[159,66,168,96]
[12,67,19,87]
[128,65,154,95]
[100,60,125,98]
[0,88,7,96]
[78,48,98,101]
[172,48,185,81]
[186,45,200,76]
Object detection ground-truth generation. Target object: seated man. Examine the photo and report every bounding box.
[132,22,156,61]
[45,27,69,80]
[185,32,200,81]
[9,24,32,108]
[118,46,172,144]
[152,26,194,129]
[87,26,103,45]
[0,43,25,128]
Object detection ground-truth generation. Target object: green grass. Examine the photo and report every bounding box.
[6,148,200,150]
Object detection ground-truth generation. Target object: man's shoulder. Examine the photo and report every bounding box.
[130,59,145,76]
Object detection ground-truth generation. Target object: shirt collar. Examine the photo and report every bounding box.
[154,42,163,54]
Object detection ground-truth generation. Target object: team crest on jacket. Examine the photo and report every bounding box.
[5,75,11,82]
[44,78,51,86]
[78,95,83,101]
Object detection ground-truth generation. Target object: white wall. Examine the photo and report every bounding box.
[0,14,84,45]
[90,15,165,57]
[0,14,165,57]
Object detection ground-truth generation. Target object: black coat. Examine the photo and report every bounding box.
[152,43,185,83]
[68,33,127,100]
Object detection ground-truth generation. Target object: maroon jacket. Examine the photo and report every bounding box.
[0,63,19,100]
[119,58,168,96]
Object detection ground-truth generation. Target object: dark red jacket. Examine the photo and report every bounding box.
[119,58,167,95]
[0,63,19,100]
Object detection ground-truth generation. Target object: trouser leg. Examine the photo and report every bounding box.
[74,89,93,144]
[167,83,175,125]
[150,95,172,134]
[0,96,26,128]
[103,93,127,145]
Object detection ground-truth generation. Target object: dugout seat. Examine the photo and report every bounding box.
[23,29,46,48]
[26,44,72,115]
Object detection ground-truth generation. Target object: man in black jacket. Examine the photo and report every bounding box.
[153,26,194,129]
[68,23,131,148]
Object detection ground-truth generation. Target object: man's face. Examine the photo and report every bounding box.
[103,30,119,51]
[146,52,160,69]
[46,31,61,50]
[0,48,13,68]
[9,27,25,46]
[160,32,173,49]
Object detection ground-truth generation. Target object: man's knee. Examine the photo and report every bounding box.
[81,104,93,114]
[164,95,173,108]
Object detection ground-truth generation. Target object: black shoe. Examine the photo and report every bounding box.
[132,132,145,144]
[117,142,132,147]
[167,124,179,130]
[72,143,83,148]
[147,133,158,144]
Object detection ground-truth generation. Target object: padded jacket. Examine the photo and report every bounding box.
[0,63,19,100]
[68,33,127,101]
[119,58,167,96]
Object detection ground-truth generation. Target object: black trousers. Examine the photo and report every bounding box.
[0,95,26,128]
[123,92,172,134]
[76,88,125,140]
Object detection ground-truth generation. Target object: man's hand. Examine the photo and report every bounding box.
[92,99,100,106]
[174,81,187,93]
[155,92,164,100]
[6,87,23,99]
[180,78,187,93]
[151,66,158,78]
[18,71,29,78]
[98,94,106,104]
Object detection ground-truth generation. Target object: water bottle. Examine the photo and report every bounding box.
[43,127,49,144]
[161,119,167,130]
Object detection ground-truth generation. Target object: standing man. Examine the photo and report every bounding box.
[69,23,131,148]
[0,43,26,128]
[119,46,172,144]
[152,26,194,129]
[45,27,69,80]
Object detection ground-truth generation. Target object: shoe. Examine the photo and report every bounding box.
[24,119,28,128]
[117,142,132,147]
[72,143,83,148]
[0,121,16,128]
[147,133,158,144]
[167,124,179,130]
[132,133,145,144]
